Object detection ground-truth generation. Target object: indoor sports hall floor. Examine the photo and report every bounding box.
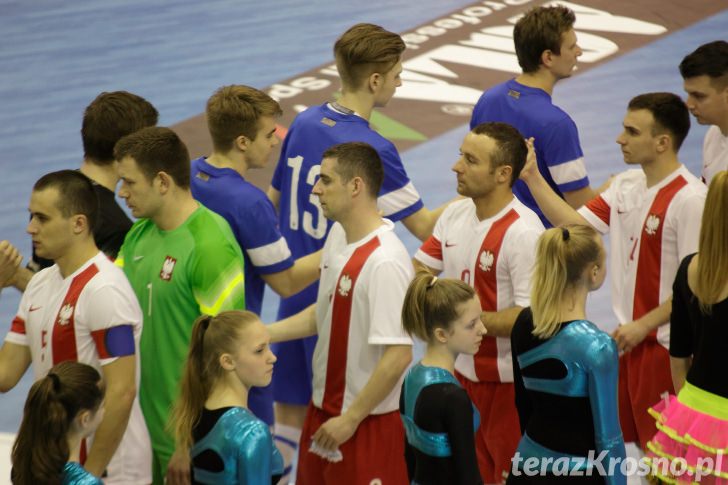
[1,0,725,482]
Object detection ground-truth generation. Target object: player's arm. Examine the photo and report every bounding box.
[481,306,524,338]
[84,356,136,477]
[266,186,281,211]
[0,341,31,392]
[612,297,671,353]
[261,250,321,298]
[267,303,317,343]
[563,186,597,210]
[312,344,412,451]
[401,200,454,242]
[9,267,33,292]
[0,241,22,289]
[520,139,589,227]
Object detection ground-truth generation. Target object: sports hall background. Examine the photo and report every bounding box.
[1,0,726,481]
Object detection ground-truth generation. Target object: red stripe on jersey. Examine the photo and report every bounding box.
[419,235,443,262]
[632,176,687,321]
[585,195,611,226]
[52,264,99,365]
[10,316,26,335]
[472,209,520,382]
[321,236,381,415]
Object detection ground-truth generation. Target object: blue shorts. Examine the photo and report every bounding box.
[249,383,274,425]
[271,335,317,405]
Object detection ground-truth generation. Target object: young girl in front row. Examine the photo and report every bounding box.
[11,361,105,485]
[399,271,485,485]
[171,310,283,485]
[508,225,625,484]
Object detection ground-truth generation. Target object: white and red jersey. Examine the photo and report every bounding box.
[578,166,706,348]
[702,125,728,185]
[415,198,544,383]
[5,252,151,484]
[312,220,413,416]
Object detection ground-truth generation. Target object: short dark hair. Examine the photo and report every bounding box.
[628,93,691,151]
[322,142,384,197]
[679,41,728,89]
[206,85,282,152]
[334,23,405,90]
[471,122,528,186]
[33,170,98,231]
[81,91,158,165]
[514,5,576,73]
[114,127,191,188]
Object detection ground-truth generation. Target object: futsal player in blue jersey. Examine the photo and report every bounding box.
[266,23,453,480]
[470,5,601,227]
[190,85,322,432]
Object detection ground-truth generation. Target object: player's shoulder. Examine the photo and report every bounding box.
[370,221,411,264]
[440,198,475,221]
[25,263,60,294]
[676,167,707,196]
[611,169,646,193]
[510,199,545,231]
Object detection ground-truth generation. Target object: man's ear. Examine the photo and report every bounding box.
[234,135,249,153]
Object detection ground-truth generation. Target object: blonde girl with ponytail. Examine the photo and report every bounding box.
[508,225,626,484]
[11,361,105,485]
[399,271,485,484]
[170,310,283,484]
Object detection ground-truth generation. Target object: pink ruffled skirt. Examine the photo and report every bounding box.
[646,382,728,484]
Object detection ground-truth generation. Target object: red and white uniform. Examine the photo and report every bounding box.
[415,197,543,382]
[5,252,152,485]
[312,220,413,415]
[702,125,728,185]
[578,166,706,347]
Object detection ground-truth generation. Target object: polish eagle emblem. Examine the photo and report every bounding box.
[160,256,177,281]
[479,250,494,272]
[57,304,74,326]
[645,214,660,236]
[338,274,352,297]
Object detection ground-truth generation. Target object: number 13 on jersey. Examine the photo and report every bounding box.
[287,156,327,239]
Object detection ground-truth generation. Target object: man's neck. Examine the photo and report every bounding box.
[472,190,514,221]
[79,160,118,192]
[339,208,384,244]
[336,91,374,121]
[515,70,558,96]
[716,116,728,137]
[152,192,199,232]
[642,155,681,188]
[56,240,99,279]
[206,152,249,178]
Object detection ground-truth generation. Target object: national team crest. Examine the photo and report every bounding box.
[160,256,177,281]
[57,303,74,326]
[338,274,352,297]
[644,214,660,235]
[479,250,494,272]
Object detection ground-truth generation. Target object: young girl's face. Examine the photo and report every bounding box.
[442,295,485,356]
[232,320,277,388]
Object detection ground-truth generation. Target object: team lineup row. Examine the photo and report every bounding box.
[1,4,727,485]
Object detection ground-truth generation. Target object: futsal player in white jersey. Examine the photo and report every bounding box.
[679,41,728,185]
[520,92,707,450]
[0,170,152,484]
[414,122,544,483]
[268,142,413,485]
